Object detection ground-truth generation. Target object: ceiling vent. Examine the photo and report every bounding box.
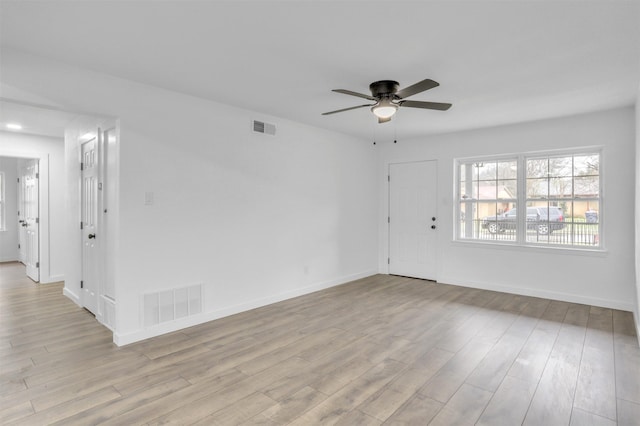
[252,120,276,136]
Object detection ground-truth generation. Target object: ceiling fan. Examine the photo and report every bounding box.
[322,79,452,123]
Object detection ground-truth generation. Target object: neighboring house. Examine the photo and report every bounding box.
[461,184,515,219]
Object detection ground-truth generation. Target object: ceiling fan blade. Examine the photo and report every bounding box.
[332,89,376,101]
[322,104,375,115]
[396,79,439,99]
[398,100,452,111]
[378,117,392,124]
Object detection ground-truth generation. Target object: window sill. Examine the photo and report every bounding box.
[451,239,608,257]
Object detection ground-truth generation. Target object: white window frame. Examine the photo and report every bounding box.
[455,147,603,250]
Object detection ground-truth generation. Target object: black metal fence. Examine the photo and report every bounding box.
[460,220,599,246]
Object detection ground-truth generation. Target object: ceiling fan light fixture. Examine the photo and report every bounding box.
[322,78,451,121]
[371,101,397,119]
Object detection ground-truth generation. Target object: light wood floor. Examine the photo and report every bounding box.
[1,262,639,425]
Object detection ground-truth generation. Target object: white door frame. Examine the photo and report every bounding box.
[0,150,52,283]
[75,124,116,329]
[387,160,439,280]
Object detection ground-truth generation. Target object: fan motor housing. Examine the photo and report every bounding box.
[369,80,399,98]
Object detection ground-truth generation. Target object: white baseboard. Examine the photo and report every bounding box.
[437,275,636,313]
[0,256,19,263]
[114,269,377,347]
[40,274,64,284]
[63,287,81,306]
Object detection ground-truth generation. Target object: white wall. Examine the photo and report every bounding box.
[1,49,378,344]
[0,157,18,262]
[635,85,640,335]
[379,107,636,312]
[111,91,378,344]
[0,131,65,282]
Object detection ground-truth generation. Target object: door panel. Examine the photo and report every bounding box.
[20,160,39,282]
[389,161,438,280]
[17,167,26,264]
[81,137,99,315]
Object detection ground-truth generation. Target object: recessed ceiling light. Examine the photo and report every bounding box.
[6,123,23,130]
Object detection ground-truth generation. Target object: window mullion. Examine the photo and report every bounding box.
[517,154,526,243]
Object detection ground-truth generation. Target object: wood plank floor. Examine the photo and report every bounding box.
[1,261,639,425]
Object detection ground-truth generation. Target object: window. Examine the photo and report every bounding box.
[457,150,601,249]
[459,159,518,242]
[0,172,4,231]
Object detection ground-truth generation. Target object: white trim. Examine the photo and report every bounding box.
[450,240,608,257]
[41,274,64,283]
[437,275,635,313]
[0,170,5,231]
[63,286,81,306]
[0,256,19,262]
[454,147,604,251]
[66,120,118,338]
[0,148,53,283]
[455,145,606,164]
[113,269,377,346]
[386,159,439,279]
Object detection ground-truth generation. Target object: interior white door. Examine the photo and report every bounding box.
[22,159,39,282]
[389,160,438,280]
[17,166,26,264]
[81,137,99,315]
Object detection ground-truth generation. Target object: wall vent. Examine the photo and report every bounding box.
[143,284,202,327]
[253,120,276,136]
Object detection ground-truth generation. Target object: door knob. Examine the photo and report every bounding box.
[21,223,28,227]
[88,234,96,239]
[432,217,436,221]
[431,225,436,229]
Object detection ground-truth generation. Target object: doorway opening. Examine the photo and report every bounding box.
[1,99,118,334]
[0,156,40,282]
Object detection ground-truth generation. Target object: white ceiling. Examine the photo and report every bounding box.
[0,100,76,138]
[1,1,639,140]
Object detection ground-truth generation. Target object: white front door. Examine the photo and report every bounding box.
[81,137,99,315]
[21,159,40,282]
[389,160,438,280]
